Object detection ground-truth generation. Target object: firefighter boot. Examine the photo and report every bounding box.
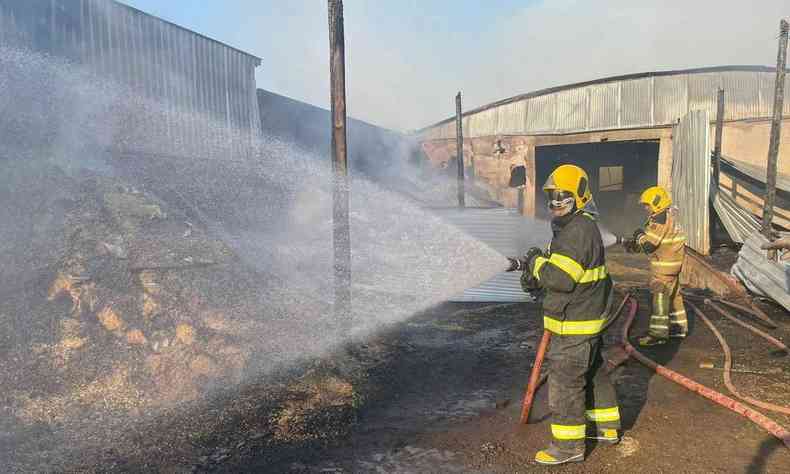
[639,291,669,346]
[535,444,585,465]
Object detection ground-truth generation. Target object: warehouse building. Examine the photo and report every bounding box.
[418,66,790,254]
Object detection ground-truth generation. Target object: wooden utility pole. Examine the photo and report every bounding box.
[712,88,725,187]
[328,0,351,323]
[762,19,789,245]
[455,92,466,208]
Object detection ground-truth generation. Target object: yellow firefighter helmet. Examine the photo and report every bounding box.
[640,186,672,215]
[542,164,593,210]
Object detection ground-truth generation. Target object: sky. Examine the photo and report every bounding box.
[122,1,790,132]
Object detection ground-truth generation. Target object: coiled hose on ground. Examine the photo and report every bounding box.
[688,302,790,416]
[619,295,790,449]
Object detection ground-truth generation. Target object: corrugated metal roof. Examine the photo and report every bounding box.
[0,0,262,158]
[720,156,790,193]
[732,233,790,312]
[432,207,552,302]
[713,191,761,244]
[653,74,687,125]
[672,110,711,254]
[110,1,261,62]
[588,82,620,130]
[722,71,761,121]
[555,87,588,132]
[419,67,790,139]
[450,272,535,303]
[496,100,527,135]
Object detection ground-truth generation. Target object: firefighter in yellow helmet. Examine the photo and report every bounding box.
[507,164,620,465]
[623,186,687,346]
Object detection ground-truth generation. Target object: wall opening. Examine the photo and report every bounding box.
[535,140,660,235]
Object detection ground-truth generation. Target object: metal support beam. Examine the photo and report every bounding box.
[455,92,466,208]
[328,0,351,323]
[762,19,789,244]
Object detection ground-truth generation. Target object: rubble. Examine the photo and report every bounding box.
[732,233,790,312]
[0,167,385,472]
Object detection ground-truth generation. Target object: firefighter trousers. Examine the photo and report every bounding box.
[648,273,687,338]
[547,334,621,452]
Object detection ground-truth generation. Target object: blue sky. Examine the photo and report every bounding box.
[122,1,789,130]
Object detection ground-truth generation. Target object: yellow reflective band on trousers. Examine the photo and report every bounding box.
[551,424,586,440]
[650,260,683,270]
[544,316,605,336]
[535,253,609,284]
[585,407,621,422]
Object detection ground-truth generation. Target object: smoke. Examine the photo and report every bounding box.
[145,0,789,130]
[0,44,514,471]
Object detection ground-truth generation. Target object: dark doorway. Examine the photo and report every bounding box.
[535,140,660,235]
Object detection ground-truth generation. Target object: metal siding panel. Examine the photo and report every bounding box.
[131,8,142,92]
[223,47,231,131]
[107,0,118,81]
[759,72,775,117]
[554,87,587,132]
[721,71,761,121]
[209,42,217,121]
[495,100,526,135]
[99,0,110,76]
[671,110,711,254]
[786,74,790,116]
[175,28,184,112]
[688,72,722,117]
[653,74,687,125]
[141,11,152,98]
[620,78,652,127]
[442,120,458,139]
[525,94,555,133]
[114,5,125,83]
[588,82,620,130]
[468,108,497,138]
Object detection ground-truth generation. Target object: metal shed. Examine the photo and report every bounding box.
[0,0,262,158]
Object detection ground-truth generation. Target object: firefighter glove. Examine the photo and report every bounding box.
[506,257,524,272]
[524,247,545,273]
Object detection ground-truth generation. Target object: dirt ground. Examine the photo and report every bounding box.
[248,247,790,474]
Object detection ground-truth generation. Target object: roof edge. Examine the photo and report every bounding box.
[416,65,787,133]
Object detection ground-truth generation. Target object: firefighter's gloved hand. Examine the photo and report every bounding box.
[632,228,646,243]
[621,238,638,253]
[506,257,524,272]
[521,270,541,293]
[524,247,545,272]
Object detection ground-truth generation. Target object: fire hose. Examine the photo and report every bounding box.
[688,302,790,416]
[520,293,631,423]
[621,295,790,449]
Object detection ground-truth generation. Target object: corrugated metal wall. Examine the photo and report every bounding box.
[434,207,552,302]
[672,110,711,255]
[0,0,261,158]
[420,69,789,140]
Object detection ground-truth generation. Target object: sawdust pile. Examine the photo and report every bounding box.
[0,167,373,471]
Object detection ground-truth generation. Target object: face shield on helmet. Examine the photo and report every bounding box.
[546,189,576,211]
